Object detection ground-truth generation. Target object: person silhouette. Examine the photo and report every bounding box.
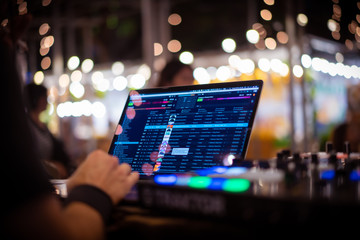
[24,82,73,178]
[331,84,360,153]
[156,59,194,87]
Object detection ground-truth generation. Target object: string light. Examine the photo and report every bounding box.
[168,13,182,26]
[246,29,260,44]
[264,0,275,6]
[67,56,80,70]
[154,43,163,56]
[297,13,308,26]
[260,9,272,21]
[221,38,236,53]
[167,39,181,53]
[179,51,194,64]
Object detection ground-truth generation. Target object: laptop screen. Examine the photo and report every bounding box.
[108,80,263,178]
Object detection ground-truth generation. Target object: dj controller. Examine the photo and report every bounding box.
[136,145,360,226]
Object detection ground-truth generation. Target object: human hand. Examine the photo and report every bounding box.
[66,150,139,204]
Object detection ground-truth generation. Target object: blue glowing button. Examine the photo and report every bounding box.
[212,166,228,174]
[224,167,248,176]
[175,175,191,186]
[320,170,335,180]
[207,178,226,191]
[196,166,228,176]
[350,170,360,181]
[154,174,177,186]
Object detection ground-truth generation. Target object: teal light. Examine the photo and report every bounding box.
[223,178,250,193]
[188,176,212,189]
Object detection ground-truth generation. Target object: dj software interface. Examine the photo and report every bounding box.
[109,86,260,176]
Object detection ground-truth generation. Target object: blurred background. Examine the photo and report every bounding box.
[7,0,360,165]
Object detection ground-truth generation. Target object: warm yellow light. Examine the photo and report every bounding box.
[276,31,288,44]
[297,13,308,26]
[39,23,50,35]
[71,70,82,82]
[59,74,70,88]
[265,37,277,50]
[154,42,163,56]
[34,71,44,84]
[40,35,54,48]
[168,13,182,26]
[39,47,50,56]
[42,0,52,7]
[167,39,181,53]
[260,9,272,21]
[264,0,275,6]
[41,56,51,70]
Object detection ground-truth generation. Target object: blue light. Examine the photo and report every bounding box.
[154,174,177,185]
[212,166,228,174]
[224,167,248,176]
[320,170,335,180]
[350,170,360,181]
[175,175,191,186]
[196,166,228,176]
[207,178,226,190]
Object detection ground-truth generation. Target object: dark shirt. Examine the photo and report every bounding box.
[27,116,74,177]
[1,38,54,232]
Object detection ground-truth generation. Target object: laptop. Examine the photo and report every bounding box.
[108,80,263,180]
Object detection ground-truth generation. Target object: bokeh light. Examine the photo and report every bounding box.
[39,23,50,35]
[179,51,194,64]
[297,13,308,26]
[167,39,182,53]
[67,56,80,70]
[154,42,163,56]
[41,56,51,70]
[221,38,236,53]
[260,9,272,21]
[168,13,182,26]
[293,65,304,78]
[34,71,45,84]
[113,76,128,91]
[81,59,94,73]
[111,61,125,75]
[246,29,260,44]
[264,37,277,50]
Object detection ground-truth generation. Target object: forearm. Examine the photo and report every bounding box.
[63,202,105,240]
[4,195,106,240]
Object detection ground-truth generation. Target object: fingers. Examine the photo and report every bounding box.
[118,163,132,175]
[127,171,140,185]
[116,163,139,186]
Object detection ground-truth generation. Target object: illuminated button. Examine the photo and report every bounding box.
[350,170,360,181]
[207,178,226,190]
[188,176,212,189]
[154,174,177,186]
[223,178,250,193]
[212,166,228,174]
[224,167,248,176]
[175,175,191,186]
[196,166,228,176]
[320,170,335,180]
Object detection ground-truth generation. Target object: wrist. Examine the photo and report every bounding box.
[64,184,113,223]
